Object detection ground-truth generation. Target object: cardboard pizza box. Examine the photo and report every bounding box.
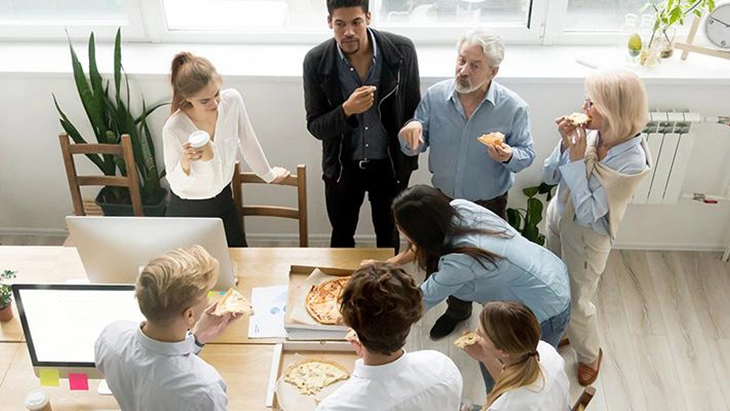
[266,340,357,410]
[283,265,352,340]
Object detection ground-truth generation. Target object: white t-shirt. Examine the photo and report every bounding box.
[316,349,463,411]
[163,88,276,199]
[488,341,570,411]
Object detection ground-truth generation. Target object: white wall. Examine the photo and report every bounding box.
[1,45,729,249]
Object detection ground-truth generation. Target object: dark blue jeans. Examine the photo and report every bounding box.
[478,304,571,391]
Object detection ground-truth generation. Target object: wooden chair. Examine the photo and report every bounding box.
[571,386,596,411]
[232,163,308,247]
[59,133,143,216]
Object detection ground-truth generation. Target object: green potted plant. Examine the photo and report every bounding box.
[644,0,716,59]
[506,183,556,246]
[53,28,169,216]
[0,269,17,322]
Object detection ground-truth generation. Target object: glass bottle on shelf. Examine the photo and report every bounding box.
[621,13,641,64]
[638,13,660,67]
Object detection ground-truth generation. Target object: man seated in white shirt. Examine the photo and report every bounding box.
[95,245,239,411]
[317,262,463,411]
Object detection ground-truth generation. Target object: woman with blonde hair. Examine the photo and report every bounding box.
[462,301,570,410]
[543,68,652,385]
[163,52,290,247]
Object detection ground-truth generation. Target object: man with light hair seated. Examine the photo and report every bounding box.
[95,245,238,411]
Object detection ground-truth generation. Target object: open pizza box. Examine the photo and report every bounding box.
[284,265,352,341]
[266,340,358,410]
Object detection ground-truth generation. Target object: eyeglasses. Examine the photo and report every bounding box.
[584,98,594,108]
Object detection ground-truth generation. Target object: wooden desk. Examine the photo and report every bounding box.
[0,246,393,344]
[0,343,276,411]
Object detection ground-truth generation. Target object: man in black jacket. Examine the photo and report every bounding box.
[303,0,420,251]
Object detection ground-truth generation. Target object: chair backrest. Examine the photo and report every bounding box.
[59,133,143,216]
[571,386,596,411]
[232,163,308,247]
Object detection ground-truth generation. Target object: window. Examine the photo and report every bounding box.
[156,0,541,44]
[0,0,702,45]
[0,0,145,39]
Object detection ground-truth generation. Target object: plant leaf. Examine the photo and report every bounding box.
[522,186,539,198]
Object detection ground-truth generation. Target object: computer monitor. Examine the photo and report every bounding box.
[12,283,143,379]
[66,216,236,290]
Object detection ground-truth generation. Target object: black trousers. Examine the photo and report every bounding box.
[166,185,247,247]
[442,191,509,317]
[324,159,404,252]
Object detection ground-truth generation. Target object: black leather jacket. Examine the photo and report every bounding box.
[303,29,421,184]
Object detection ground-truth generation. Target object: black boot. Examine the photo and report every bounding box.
[429,296,472,340]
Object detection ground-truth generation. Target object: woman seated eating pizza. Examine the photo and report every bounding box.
[461,301,570,411]
[316,262,463,411]
[388,185,571,391]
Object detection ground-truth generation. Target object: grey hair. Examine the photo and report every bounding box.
[457,29,505,67]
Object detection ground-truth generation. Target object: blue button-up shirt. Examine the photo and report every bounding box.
[420,200,571,323]
[337,28,388,160]
[401,79,535,201]
[542,131,647,236]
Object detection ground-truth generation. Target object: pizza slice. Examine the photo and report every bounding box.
[214,288,253,316]
[566,112,591,126]
[283,359,350,395]
[454,332,480,349]
[477,131,505,147]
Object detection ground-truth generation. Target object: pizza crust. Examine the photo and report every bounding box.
[305,277,350,325]
[214,288,253,316]
[283,359,350,395]
[454,332,480,349]
[477,131,505,147]
[566,112,591,126]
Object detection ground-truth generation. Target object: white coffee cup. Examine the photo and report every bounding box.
[188,130,211,149]
[25,389,53,411]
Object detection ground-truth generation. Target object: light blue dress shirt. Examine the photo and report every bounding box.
[420,200,571,323]
[542,131,647,237]
[95,321,227,411]
[400,79,535,201]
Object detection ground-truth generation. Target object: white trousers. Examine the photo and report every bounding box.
[545,200,611,364]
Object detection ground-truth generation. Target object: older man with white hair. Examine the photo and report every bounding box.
[396,29,535,340]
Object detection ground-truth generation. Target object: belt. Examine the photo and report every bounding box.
[357,159,370,169]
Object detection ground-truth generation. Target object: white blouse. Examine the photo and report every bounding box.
[488,341,570,411]
[163,88,276,199]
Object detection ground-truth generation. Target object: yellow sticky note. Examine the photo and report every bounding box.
[40,369,59,387]
[208,291,215,297]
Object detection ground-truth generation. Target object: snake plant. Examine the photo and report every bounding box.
[53,28,168,205]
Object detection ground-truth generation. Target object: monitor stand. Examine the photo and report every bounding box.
[97,379,112,395]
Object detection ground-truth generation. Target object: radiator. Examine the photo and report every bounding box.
[632,110,730,205]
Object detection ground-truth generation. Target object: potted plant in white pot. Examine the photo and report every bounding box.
[53,29,169,216]
[0,269,17,322]
[644,0,716,60]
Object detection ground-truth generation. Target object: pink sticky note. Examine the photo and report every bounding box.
[68,373,89,391]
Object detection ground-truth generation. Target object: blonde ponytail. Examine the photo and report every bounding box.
[479,301,544,409]
[169,52,221,114]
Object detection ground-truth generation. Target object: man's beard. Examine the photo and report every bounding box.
[454,77,484,94]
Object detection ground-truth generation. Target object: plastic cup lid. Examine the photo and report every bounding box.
[25,389,49,408]
[188,130,211,148]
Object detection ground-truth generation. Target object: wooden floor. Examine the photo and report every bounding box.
[406,250,730,410]
[3,235,730,410]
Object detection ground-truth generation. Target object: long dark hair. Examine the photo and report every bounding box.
[392,185,508,274]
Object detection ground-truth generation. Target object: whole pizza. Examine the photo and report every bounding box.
[305,277,350,325]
